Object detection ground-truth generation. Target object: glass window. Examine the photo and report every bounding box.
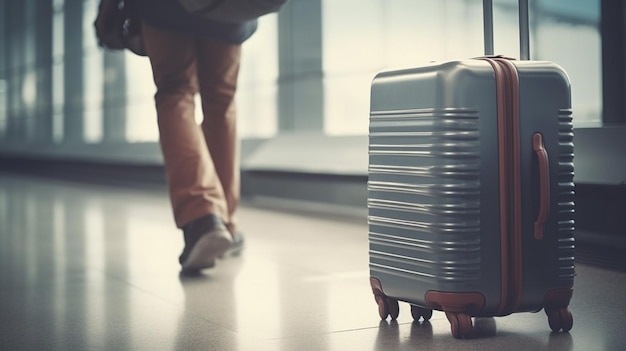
[83,0,103,143]
[0,79,6,138]
[322,0,484,135]
[0,1,6,139]
[534,0,601,127]
[52,0,64,142]
[238,14,279,138]
[0,0,605,150]
[124,53,156,142]
[321,0,601,135]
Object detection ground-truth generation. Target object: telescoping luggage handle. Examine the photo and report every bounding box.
[482,0,530,60]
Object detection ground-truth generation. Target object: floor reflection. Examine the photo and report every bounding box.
[0,173,625,350]
[472,317,497,338]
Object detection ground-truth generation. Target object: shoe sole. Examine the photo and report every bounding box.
[219,233,244,258]
[181,230,233,271]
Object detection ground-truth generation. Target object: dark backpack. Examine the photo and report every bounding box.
[94,0,147,56]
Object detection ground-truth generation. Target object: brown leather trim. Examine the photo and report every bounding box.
[496,57,523,314]
[425,291,486,315]
[481,57,510,315]
[479,57,523,315]
[543,289,573,309]
[370,277,385,297]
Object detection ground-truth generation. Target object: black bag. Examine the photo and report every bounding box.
[178,0,288,23]
[94,0,147,56]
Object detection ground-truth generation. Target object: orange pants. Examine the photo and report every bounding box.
[142,23,241,232]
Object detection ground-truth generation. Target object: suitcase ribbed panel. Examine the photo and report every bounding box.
[368,108,482,289]
[556,109,575,282]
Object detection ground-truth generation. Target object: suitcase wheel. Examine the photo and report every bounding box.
[410,305,433,322]
[375,295,400,320]
[445,312,473,339]
[546,307,573,332]
[388,298,400,320]
[560,308,574,332]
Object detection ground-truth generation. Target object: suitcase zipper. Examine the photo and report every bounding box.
[480,57,523,316]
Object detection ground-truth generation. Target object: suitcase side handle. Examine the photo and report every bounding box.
[533,133,550,240]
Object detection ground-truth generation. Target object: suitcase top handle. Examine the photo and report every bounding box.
[483,0,530,60]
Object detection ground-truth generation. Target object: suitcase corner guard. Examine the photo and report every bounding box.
[424,291,486,339]
[369,277,400,320]
[543,288,574,333]
[424,290,486,314]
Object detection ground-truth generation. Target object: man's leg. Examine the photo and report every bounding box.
[142,23,228,228]
[196,40,242,233]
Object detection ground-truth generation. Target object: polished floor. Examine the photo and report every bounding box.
[0,172,625,351]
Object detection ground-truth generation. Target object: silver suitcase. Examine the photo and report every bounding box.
[368,0,575,338]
